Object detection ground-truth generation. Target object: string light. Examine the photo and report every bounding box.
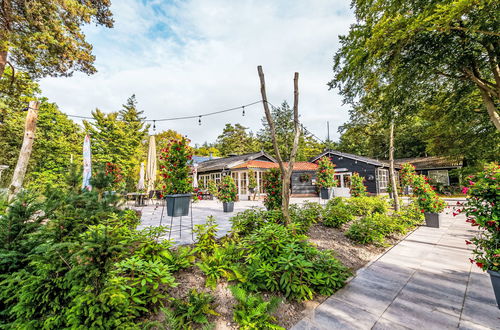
[153,120,156,131]
[198,116,202,126]
[242,106,245,116]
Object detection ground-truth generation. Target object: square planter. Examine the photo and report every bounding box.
[424,212,441,228]
[320,187,333,200]
[223,202,234,212]
[487,270,500,309]
[165,194,191,217]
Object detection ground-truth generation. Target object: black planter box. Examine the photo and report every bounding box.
[223,202,234,212]
[488,270,500,309]
[424,212,440,228]
[165,194,191,217]
[320,187,333,200]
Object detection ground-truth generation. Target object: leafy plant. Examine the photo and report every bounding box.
[159,137,194,194]
[457,163,500,271]
[230,285,283,330]
[346,213,404,245]
[166,289,219,330]
[290,202,322,234]
[248,169,257,190]
[350,172,367,197]
[346,196,388,216]
[207,180,218,197]
[263,168,282,211]
[323,202,355,228]
[218,175,237,203]
[193,216,219,257]
[197,246,246,289]
[242,223,349,301]
[230,208,267,236]
[316,156,337,188]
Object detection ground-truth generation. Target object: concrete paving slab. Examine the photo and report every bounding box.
[460,293,500,329]
[313,297,379,330]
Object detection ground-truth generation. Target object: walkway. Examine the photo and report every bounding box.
[292,211,500,330]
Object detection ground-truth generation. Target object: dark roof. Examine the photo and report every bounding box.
[192,156,214,164]
[197,151,277,172]
[394,156,463,170]
[310,150,390,167]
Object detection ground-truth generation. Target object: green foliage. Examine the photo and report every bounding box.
[346,213,407,245]
[197,246,246,289]
[159,136,194,195]
[248,169,258,189]
[322,201,355,228]
[230,208,267,236]
[350,173,367,197]
[218,175,237,203]
[242,223,349,301]
[193,216,219,257]
[230,285,283,330]
[289,202,323,234]
[216,123,260,156]
[316,156,337,188]
[401,163,446,213]
[394,202,425,228]
[207,180,218,197]
[162,246,196,272]
[263,168,282,211]
[0,0,113,79]
[346,196,388,216]
[166,289,219,330]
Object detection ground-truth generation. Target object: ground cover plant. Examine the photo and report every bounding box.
[346,196,388,216]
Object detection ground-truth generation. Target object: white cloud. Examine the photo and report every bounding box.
[39,0,354,145]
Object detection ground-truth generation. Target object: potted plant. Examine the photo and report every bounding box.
[218,175,237,212]
[316,156,338,199]
[159,137,194,216]
[248,169,257,194]
[263,168,282,210]
[350,172,367,197]
[457,163,500,308]
[402,163,446,227]
[207,179,218,200]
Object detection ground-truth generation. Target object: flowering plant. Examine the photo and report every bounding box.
[207,179,218,197]
[457,163,500,271]
[248,169,257,190]
[218,175,237,203]
[263,168,282,210]
[401,162,445,213]
[91,162,123,191]
[159,137,193,195]
[316,157,338,188]
[350,172,367,197]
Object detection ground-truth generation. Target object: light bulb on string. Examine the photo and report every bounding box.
[198,116,202,126]
[153,120,156,131]
[242,106,245,117]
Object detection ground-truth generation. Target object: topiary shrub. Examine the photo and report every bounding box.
[218,175,237,203]
[350,172,367,197]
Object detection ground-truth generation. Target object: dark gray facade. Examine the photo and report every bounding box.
[291,171,317,195]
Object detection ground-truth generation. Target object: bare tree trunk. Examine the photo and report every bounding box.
[257,66,301,226]
[0,50,7,79]
[389,121,400,211]
[478,88,500,131]
[8,101,39,201]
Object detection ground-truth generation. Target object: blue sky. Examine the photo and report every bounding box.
[39,0,355,145]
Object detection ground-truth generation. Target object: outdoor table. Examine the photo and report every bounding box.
[127,192,148,206]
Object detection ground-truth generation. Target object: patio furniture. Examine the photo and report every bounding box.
[127,192,148,207]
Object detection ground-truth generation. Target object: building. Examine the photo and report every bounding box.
[394,156,463,186]
[310,150,392,195]
[196,151,318,199]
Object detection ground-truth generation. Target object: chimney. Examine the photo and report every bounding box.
[209,152,213,160]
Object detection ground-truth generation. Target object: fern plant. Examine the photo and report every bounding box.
[165,289,219,330]
[230,285,283,330]
[193,216,219,256]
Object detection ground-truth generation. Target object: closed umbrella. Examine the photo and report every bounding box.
[145,135,157,192]
[137,162,145,190]
[193,164,198,188]
[82,134,92,191]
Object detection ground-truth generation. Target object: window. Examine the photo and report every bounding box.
[377,168,389,192]
[428,170,450,186]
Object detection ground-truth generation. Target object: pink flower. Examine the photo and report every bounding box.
[461,187,469,194]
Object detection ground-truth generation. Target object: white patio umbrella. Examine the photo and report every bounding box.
[137,162,145,190]
[82,134,92,191]
[145,135,157,192]
[192,164,198,188]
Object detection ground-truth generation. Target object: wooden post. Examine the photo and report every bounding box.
[257,66,301,225]
[8,100,40,201]
[389,121,400,211]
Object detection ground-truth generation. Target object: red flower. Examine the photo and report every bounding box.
[469,258,474,263]
[465,240,472,245]
[476,262,484,268]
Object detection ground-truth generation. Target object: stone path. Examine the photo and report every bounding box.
[292,211,500,330]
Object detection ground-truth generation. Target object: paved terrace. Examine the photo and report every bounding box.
[292,211,500,330]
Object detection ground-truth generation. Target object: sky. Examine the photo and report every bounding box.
[39,0,355,146]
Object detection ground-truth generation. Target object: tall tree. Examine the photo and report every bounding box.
[331,0,500,131]
[83,96,149,189]
[216,123,259,156]
[0,0,113,79]
[258,101,325,161]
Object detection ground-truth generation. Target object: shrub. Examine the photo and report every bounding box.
[350,172,367,197]
[323,203,355,228]
[316,156,337,188]
[400,162,445,213]
[346,196,388,216]
[290,202,323,234]
[263,168,282,210]
[230,208,267,236]
[218,175,237,203]
[207,180,218,197]
[197,246,246,289]
[193,216,219,256]
[166,289,219,330]
[230,285,283,330]
[346,213,404,245]
[458,163,500,272]
[242,223,349,301]
[159,137,193,195]
[394,202,425,228]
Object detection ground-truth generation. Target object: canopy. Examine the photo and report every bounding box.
[137,162,145,190]
[145,135,157,192]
